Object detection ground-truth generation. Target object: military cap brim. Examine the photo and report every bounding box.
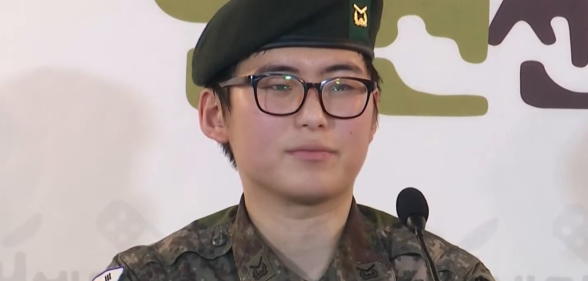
[191,0,383,87]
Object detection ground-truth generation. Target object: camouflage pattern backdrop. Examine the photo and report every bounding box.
[0,0,587,280]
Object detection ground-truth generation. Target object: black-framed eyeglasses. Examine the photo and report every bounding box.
[218,73,377,119]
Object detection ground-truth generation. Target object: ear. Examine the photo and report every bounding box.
[198,88,229,144]
[369,90,380,142]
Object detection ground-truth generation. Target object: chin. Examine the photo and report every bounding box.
[280,191,336,206]
[254,162,357,205]
[275,179,348,206]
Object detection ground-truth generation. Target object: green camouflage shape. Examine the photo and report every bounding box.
[103,197,495,281]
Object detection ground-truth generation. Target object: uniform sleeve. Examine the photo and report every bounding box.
[463,262,496,281]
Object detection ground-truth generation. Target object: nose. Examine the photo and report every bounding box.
[294,87,328,129]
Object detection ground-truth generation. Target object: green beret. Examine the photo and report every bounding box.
[191,0,384,87]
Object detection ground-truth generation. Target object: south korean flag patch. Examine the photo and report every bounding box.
[92,267,124,281]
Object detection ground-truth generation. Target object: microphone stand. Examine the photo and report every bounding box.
[407,216,441,281]
[415,229,441,281]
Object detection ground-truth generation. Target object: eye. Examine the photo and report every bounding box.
[323,79,367,95]
[329,83,353,91]
[269,84,292,91]
[258,76,299,93]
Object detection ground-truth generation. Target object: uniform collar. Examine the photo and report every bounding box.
[230,196,397,281]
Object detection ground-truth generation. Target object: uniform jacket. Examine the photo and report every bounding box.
[102,198,495,281]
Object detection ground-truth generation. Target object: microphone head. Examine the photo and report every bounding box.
[396,187,430,227]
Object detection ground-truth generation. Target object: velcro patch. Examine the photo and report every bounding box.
[92,267,124,281]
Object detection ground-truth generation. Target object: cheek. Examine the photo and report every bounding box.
[247,120,284,153]
[229,98,286,161]
[337,119,374,154]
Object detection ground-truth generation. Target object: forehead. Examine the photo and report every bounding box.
[234,47,368,77]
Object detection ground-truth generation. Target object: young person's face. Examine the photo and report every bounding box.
[199,47,379,205]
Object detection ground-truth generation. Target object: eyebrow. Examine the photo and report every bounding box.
[255,64,300,75]
[254,63,365,76]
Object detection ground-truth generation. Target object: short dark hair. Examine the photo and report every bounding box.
[204,52,382,168]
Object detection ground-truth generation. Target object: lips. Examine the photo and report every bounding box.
[286,145,336,161]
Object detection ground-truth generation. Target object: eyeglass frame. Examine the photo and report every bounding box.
[217,73,378,119]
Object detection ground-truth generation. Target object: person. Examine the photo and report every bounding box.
[95,0,497,280]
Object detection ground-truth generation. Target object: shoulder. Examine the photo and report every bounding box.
[357,204,495,281]
[102,205,238,281]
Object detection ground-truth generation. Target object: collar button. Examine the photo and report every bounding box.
[211,233,227,247]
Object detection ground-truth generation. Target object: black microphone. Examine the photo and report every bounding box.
[396,187,441,281]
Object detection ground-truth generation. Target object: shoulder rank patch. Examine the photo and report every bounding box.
[92,267,124,281]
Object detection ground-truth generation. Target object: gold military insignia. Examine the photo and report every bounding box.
[353,4,368,27]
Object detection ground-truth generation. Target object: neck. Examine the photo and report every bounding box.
[242,189,353,281]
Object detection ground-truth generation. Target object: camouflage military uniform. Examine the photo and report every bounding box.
[98,0,496,280]
[103,197,494,281]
